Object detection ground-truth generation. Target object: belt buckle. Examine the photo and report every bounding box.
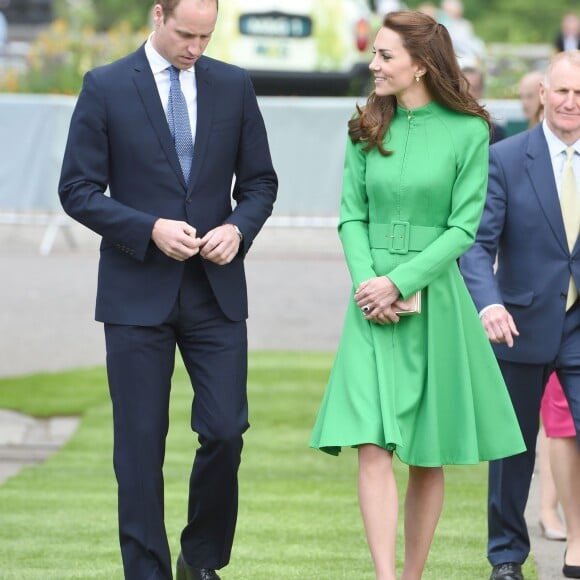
[388,220,410,254]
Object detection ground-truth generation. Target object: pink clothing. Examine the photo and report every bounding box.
[540,373,576,438]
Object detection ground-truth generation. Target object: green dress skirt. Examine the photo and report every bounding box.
[309,102,525,466]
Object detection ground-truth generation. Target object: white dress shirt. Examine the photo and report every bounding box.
[563,36,578,52]
[144,33,197,146]
[542,120,580,197]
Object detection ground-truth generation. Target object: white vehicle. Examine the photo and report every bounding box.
[206,0,373,95]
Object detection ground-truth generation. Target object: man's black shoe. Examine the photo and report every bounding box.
[490,562,524,580]
[176,552,221,580]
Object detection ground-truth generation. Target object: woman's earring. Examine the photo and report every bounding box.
[415,75,421,83]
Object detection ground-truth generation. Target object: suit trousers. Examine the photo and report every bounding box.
[104,257,248,580]
[488,300,580,566]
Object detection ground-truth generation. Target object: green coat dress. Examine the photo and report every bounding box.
[309,102,525,466]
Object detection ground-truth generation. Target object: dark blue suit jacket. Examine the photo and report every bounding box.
[59,46,277,325]
[460,124,580,363]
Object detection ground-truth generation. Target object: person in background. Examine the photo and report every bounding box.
[372,0,407,19]
[460,50,580,580]
[439,0,484,66]
[518,70,544,128]
[462,65,506,144]
[516,68,568,543]
[555,12,580,52]
[537,415,567,541]
[540,372,580,547]
[0,0,8,48]
[58,0,277,579]
[517,68,580,551]
[416,2,438,19]
[310,10,524,580]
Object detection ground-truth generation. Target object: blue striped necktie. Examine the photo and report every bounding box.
[166,65,194,184]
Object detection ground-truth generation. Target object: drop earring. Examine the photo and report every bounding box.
[415,75,421,83]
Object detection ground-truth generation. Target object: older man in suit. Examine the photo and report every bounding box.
[58,1,277,579]
[460,50,580,580]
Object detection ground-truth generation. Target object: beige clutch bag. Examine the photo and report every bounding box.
[394,290,422,315]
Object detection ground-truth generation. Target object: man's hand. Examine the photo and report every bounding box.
[199,224,242,265]
[354,276,401,325]
[481,305,520,348]
[151,218,202,261]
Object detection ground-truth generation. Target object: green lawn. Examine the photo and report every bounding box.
[0,352,537,579]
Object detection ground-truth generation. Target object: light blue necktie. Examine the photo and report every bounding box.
[166,65,194,184]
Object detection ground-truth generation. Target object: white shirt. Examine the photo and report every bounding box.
[144,33,197,146]
[563,36,578,52]
[542,120,580,197]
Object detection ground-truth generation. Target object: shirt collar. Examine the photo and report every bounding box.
[542,119,580,158]
[144,32,195,77]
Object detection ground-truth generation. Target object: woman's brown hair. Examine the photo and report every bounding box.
[349,10,491,155]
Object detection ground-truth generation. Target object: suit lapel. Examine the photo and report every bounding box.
[131,46,187,189]
[525,125,569,254]
[188,57,215,193]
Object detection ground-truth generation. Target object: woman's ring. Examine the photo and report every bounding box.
[362,306,370,313]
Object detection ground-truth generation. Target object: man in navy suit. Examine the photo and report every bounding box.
[461,50,580,580]
[58,1,277,578]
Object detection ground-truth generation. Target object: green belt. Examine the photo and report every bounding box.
[369,221,445,254]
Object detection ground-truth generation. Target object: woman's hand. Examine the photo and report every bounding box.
[354,276,401,324]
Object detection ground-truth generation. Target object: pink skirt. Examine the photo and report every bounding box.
[540,373,575,438]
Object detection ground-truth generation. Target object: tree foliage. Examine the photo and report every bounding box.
[54,0,152,31]
[407,0,578,44]
[95,0,152,30]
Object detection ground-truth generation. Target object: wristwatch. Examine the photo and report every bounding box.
[232,224,243,241]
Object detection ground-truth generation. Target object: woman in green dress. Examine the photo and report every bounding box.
[309,10,526,580]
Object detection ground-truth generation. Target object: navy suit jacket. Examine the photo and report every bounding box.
[460,124,580,363]
[59,46,277,325]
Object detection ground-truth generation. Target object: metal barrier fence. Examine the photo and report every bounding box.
[0,94,526,252]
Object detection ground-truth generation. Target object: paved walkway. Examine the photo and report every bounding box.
[0,410,78,483]
[0,223,568,578]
